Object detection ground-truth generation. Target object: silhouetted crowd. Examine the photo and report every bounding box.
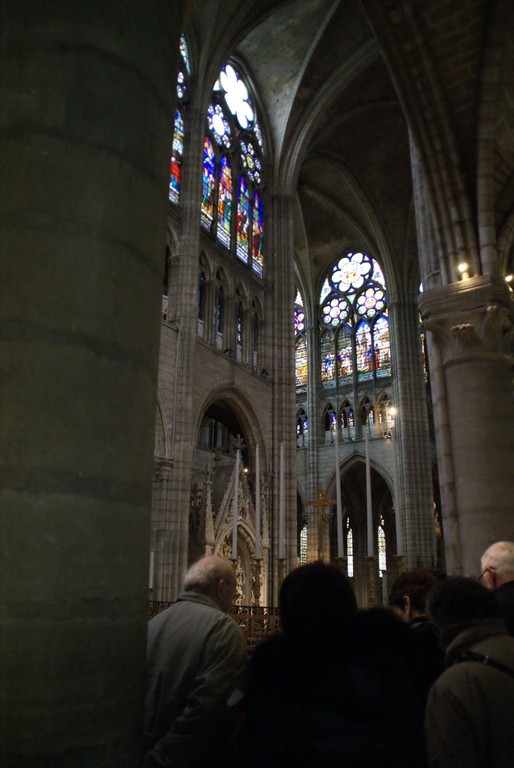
[143,542,514,768]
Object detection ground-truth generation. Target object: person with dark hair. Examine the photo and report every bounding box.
[278,559,358,636]
[389,568,445,698]
[144,555,247,768]
[480,541,514,634]
[237,561,426,768]
[425,577,514,768]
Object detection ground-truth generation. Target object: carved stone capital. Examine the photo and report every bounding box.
[153,457,174,481]
[419,276,513,364]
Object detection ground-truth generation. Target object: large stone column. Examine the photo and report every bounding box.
[270,194,297,594]
[0,3,184,766]
[389,295,436,567]
[420,276,514,575]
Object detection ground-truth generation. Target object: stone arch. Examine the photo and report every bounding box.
[325,453,395,605]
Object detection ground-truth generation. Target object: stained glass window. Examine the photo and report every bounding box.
[295,336,308,388]
[321,294,351,329]
[252,192,264,276]
[236,302,243,346]
[169,36,190,204]
[202,61,265,274]
[319,251,389,388]
[345,517,354,577]
[355,286,386,319]
[378,515,387,575]
[169,110,184,204]
[341,401,354,429]
[217,156,232,247]
[201,137,216,229]
[332,252,372,295]
[300,524,308,564]
[295,288,307,391]
[320,279,331,303]
[295,307,305,335]
[337,326,353,383]
[241,141,262,185]
[356,322,373,381]
[208,103,232,149]
[236,176,250,264]
[321,331,336,387]
[373,315,391,378]
[177,35,190,100]
[297,409,308,448]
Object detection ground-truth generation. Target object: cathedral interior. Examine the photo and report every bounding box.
[2,0,513,765]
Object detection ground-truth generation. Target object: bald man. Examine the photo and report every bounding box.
[480,541,514,635]
[144,556,248,768]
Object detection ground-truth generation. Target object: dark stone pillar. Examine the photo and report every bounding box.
[0,2,184,765]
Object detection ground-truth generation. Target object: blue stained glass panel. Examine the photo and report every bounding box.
[356,321,373,380]
[252,191,264,276]
[169,110,184,204]
[373,315,391,375]
[201,137,216,229]
[236,175,250,264]
[321,331,336,387]
[217,156,232,247]
[295,306,305,335]
[337,326,353,383]
[296,335,308,388]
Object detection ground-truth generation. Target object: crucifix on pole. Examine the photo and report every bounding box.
[305,488,336,561]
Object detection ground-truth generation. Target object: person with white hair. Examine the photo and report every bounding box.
[480,541,514,635]
[144,555,247,767]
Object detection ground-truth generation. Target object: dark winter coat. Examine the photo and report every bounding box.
[236,609,427,768]
[495,580,514,635]
[425,618,514,768]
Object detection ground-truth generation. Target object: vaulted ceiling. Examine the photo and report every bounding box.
[186,0,512,298]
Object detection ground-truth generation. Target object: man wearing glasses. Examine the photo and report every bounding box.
[480,541,514,635]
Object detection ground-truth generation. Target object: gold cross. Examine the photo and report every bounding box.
[305,488,336,561]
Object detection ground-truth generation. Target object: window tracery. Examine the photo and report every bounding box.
[319,251,390,388]
[202,62,265,276]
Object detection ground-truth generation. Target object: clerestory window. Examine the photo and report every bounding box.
[319,252,391,388]
[201,63,265,276]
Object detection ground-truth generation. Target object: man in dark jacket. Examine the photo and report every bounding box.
[144,556,247,768]
[425,577,514,768]
[480,540,514,634]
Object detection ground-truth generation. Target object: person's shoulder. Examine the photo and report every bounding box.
[496,580,514,595]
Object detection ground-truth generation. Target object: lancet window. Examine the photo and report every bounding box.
[296,408,308,448]
[201,62,265,276]
[378,515,387,575]
[319,252,390,388]
[299,523,308,564]
[345,516,354,577]
[295,288,307,392]
[169,36,190,204]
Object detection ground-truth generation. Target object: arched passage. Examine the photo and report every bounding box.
[326,456,395,606]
